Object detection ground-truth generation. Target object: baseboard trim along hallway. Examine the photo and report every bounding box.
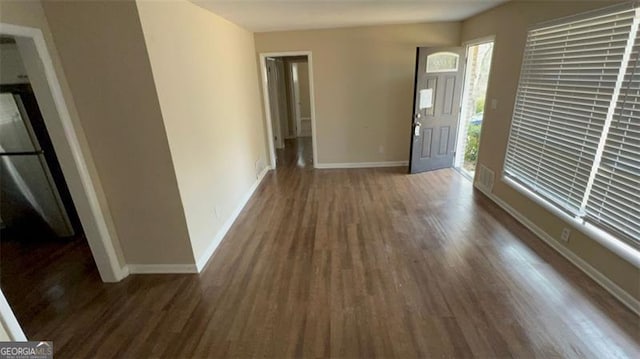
[196,165,272,271]
[120,166,272,275]
[126,264,198,274]
[314,161,409,169]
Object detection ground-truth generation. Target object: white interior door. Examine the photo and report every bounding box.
[295,62,312,137]
[275,60,289,141]
[266,58,284,149]
[291,63,302,137]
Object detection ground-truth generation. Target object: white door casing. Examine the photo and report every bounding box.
[266,58,284,149]
[259,51,318,169]
[0,23,126,282]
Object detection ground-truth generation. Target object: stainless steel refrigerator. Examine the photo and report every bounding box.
[0,90,75,237]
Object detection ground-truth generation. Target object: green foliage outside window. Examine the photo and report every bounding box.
[464,123,481,164]
[475,98,485,115]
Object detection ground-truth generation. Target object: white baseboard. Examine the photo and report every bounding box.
[315,161,409,169]
[118,166,271,276]
[478,187,640,315]
[126,264,198,274]
[118,265,130,278]
[195,166,271,272]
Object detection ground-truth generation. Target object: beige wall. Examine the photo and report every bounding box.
[0,0,128,269]
[39,0,194,265]
[0,42,28,85]
[462,0,639,301]
[255,22,461,164]
[136,0,267,261]
[2,0,266,268]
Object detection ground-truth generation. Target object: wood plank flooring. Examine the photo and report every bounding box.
[1,137,639,358]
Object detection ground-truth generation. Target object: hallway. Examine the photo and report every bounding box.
[275,137,313,169]
[4,144,639,358]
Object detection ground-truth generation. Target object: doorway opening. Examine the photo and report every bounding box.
[260,52,317,169]
[0,24,126,340]
[0,34,103,338]
[454,39,494,178]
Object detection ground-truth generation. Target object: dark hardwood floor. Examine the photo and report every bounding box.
[1,137,638,358]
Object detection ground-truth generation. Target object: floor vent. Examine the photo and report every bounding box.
[476,164,495,193]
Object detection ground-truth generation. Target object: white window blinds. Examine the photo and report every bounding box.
[586,26,640,245]
[504,3,640,249]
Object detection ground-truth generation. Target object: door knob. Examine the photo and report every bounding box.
[414,122,421,136]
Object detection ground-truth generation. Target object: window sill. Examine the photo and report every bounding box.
[502,176,640,269]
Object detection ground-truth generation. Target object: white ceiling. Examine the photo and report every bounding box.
[192,0,509,33]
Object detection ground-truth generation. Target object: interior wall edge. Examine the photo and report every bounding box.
[40,0,197,266]
[136,0,270,266]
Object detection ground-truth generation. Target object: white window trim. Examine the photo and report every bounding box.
[502,176,640,268]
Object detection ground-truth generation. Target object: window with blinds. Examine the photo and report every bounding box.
[586,25,640,245]
[504,3,640,249]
